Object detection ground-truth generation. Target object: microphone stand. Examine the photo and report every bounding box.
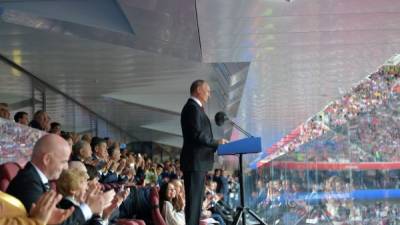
[229,120,253,138]
[227,119,267,225]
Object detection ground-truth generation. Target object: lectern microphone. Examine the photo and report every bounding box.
[214,111,253,137]
[215,111,228,126]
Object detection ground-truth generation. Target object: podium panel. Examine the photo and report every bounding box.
[217,137,262,155]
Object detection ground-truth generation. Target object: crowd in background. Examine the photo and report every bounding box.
[244,168,400,225]
[0,105,241,225]
[267,69,400,162]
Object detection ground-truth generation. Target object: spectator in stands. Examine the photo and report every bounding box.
[171,179,185,200]
[14,111,29,126]
[216,169,229,202]
[249,179,266,208]
[56,168,117,225]
[81,134,92,144]
[71,140,93,163]
[156,164,164,185]
[104,137,113,148]
[29,110,50,131]
[159,181,185,225]
[91,137,109,162]
[108,144,121,161]
[144,167,158,187]
[0,103,10,120]
[61,132,74,147]
[7,134,108,225]
[213,169,222,190]
[49,122,61,135]
[134,154,145,185]
[0,190,73,225]
[91,138,128,184]
[202,180,226,225]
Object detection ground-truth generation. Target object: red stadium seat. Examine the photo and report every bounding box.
[150,186,167,225]
[0,162,21,191]
[117,218,146,225]
[200,221,208,225]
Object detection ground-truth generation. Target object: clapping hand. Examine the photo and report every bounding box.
[30,190,74,225]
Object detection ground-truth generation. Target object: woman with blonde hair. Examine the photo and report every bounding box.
[56,168,115,225]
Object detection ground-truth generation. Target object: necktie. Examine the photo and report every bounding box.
[200,106,205,112]
[43,182,50,192]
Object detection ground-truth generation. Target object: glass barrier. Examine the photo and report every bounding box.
[240,66,400,225]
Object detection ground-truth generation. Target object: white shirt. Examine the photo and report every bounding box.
[31,163,48,185]
[163,201,185,225]
[190,96,202,108]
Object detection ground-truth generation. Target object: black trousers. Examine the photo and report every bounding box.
[183,171,206,225]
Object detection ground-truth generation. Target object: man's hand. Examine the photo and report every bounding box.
[29,190,60,224]
[102,190,116,209]
[102,199,119,219]
[85,186,106,214]
[217,139,229,145]
[111,162,120,172]
[47,207,74,225]
[30,190,74,225]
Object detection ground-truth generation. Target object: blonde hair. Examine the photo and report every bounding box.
[57,168,88,196]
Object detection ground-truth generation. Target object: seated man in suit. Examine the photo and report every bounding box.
[0,190,73,225]
[7,134,109,225]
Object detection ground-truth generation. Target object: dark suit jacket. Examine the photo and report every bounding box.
[6,162,86,225]
[58,198,103,225]
[180,98,218,172]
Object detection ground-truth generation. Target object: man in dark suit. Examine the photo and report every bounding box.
[180,80,228,225]
[7,134,106,225]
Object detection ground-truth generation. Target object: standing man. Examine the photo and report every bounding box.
[180,80,228,225]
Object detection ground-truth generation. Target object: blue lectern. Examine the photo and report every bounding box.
[217,137,262,155]
[216,136,266,225]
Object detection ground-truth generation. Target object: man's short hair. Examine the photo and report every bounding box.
[50,122,61,130]
[14,111,28,122]
[72,140,89,157]
[61,131,72,141]
[190,80,205,95]
[90,137,107,150]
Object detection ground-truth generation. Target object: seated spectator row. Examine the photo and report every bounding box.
[0,118,237,225]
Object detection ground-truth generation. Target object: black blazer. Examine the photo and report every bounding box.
[180,98,218,172]
[58,198,103,225]
[7,162,86,225]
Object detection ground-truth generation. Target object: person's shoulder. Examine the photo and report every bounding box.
[14,163,39,182]
[183,99,197,107]
[182,99,199,113]
[8,164,41,192]
[164,201,174,209]
[58,198,76,209]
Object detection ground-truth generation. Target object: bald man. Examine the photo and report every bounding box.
[7,134,105,225]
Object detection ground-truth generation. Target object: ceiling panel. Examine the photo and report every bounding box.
[0,19,233,145]
[197,0,400,149]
